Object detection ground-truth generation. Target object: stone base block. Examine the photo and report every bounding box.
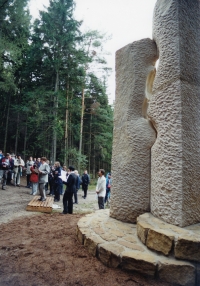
[137,213,200,262]
[77,210,197,286]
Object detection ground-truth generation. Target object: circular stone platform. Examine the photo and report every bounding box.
[76,210,199,286]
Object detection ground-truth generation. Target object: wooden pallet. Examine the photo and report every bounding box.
[26,196,54,213]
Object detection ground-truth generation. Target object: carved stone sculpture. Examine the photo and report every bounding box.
[148,0,200,227]
[111,0,200,227]
[110,38,158,223]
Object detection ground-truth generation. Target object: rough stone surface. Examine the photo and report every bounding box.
[148,0,200,227]
[77,210,196,285]
[175,236,200,262]
[84,235,104,257]
[110,38,158,223]
[137,213,200,262]
[137,220,151,244]
[121,251,157,277]
[158,258,196,286]
[146,229,174,256]
[98,243,124,268]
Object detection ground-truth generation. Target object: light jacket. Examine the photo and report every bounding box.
[38,163,50,183]
[13,158,24,173]
[26,160,34,174]
[96,175,106,197]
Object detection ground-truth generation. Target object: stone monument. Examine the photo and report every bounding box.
[111,0,200,228]
[110,39,157,223]
[77,1,200,284]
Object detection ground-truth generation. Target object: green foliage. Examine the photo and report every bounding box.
[0,0,113,174]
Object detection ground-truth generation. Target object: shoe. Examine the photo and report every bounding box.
[73,202,78,204]
[41,198,46,202]
[82,196,85,199]
[38,197,42,201]
[30,192,33,195]
[60,211,67,215]
[33,192,37,196]
[2,186,6,190]
[17,184,20,187]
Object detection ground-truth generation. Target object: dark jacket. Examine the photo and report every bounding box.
[64,172,77,193]
[81,173,90,186]
[0,157,14,170]
[53,166,62,184]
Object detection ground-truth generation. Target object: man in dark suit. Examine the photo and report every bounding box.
[61,166,77,214]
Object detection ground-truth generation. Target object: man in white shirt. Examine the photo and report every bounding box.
[96,169,106,209]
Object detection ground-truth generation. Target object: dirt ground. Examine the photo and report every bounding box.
[0,177,171,286]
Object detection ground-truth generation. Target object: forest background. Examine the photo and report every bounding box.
[0,0,113,177]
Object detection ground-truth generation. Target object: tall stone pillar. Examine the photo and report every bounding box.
[148,0,200,227]
[110,38,158,223]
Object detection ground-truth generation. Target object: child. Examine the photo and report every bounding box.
[30,164,39,195]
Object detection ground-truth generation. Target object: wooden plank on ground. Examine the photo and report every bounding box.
[26,196,54,213]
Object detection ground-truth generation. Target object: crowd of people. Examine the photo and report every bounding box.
[0,150,112,213]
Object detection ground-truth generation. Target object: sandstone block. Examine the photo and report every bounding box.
[137,220,151,244]
[146,229,174,256]
[84,235,104,257]
[175,236,200,262]
[121,251,157,277]
[118,240,145,252]
[99,233,117,242]
[76,227,91,245]
[98,243,124,268]
[158,258,195,286]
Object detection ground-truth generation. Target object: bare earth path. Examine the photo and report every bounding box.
[0,177,171,286]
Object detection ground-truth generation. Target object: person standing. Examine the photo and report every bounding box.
[96,169,106,209]
[26,156,34,188]
[81,170,90,199]
[30,164,39,195]
[61,166,77,214]
[13,154,25,187]
[105,173,112,205]
[52,161,62,202]
[38,157,50,202]
[0,153,14,190]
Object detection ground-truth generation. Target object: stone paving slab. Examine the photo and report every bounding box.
[137,213,200,262]
[77,210,197,286]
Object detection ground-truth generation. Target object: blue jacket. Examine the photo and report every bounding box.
[76,176,81,190]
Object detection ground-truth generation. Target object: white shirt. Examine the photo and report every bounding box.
[96,175,106,197]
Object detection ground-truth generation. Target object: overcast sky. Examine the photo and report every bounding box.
[29,0,157,103]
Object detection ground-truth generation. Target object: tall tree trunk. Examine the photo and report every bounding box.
[93,144,95,178]
[78,87,84,171]
[52,71,59,163]
[3,94,11,152]
[88,113,92,174]
[23,116,28,159]
[15,112,20,155]
[64,78,69,165]
[78,38,92,171]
